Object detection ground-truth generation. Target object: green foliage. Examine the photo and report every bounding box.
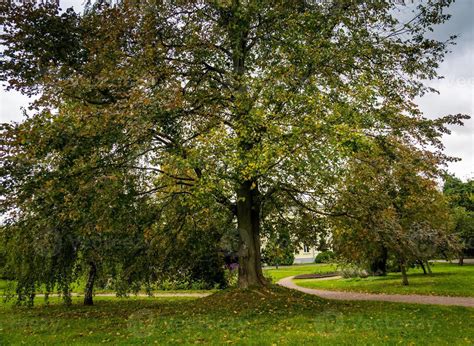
[143,193,232,289]
[443,176,474,212]
[0,110,182,304]
[331,140,461,284]
[314,250,335,264]
[223,268,239,288]
[340,266,369,279]
[443,175,474,257]
[0,235,8,280]
[261,229,295,266]
[153,278,210,291]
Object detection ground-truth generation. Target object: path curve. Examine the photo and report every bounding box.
[277,276,474,308]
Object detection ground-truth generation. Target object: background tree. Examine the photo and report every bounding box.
[0,109,158,306]
[0,1,468,288]
[332,139,460,285]
[261,229,295,268]
[443,175,474,265]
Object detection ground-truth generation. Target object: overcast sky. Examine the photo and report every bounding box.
[0,0,472,180]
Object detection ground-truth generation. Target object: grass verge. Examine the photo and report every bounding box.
[264,263,337,282]
[0,286,472,345]
[295,263,474,297]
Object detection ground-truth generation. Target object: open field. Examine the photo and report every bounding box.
[0,286,473,345]
[295,263,474,297]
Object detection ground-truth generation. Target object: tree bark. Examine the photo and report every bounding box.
[425,260,432,275]
[418,260,427,275]
[236,181,267,288]
[459,254,464,266]
[84,262,97,306]
[399,260,409,286]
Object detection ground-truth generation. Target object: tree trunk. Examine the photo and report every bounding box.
[425,260,432,275]
[418,260,427,275]
[228,2,266,289]
[400,260,409,286]
[84,262,97,306]
[236,181,267,288]
[459,254,464,266]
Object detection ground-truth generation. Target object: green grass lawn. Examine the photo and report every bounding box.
[295,263,474,297]
[264,263,337,282]
[0,286,472,345]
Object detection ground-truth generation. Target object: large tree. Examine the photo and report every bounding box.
[0,1,468,288]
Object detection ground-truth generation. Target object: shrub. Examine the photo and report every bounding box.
[314,250,335,263]
[340,266,369,278]
[224,267,239,287]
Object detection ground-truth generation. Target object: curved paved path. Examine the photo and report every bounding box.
[278,276,474,308]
